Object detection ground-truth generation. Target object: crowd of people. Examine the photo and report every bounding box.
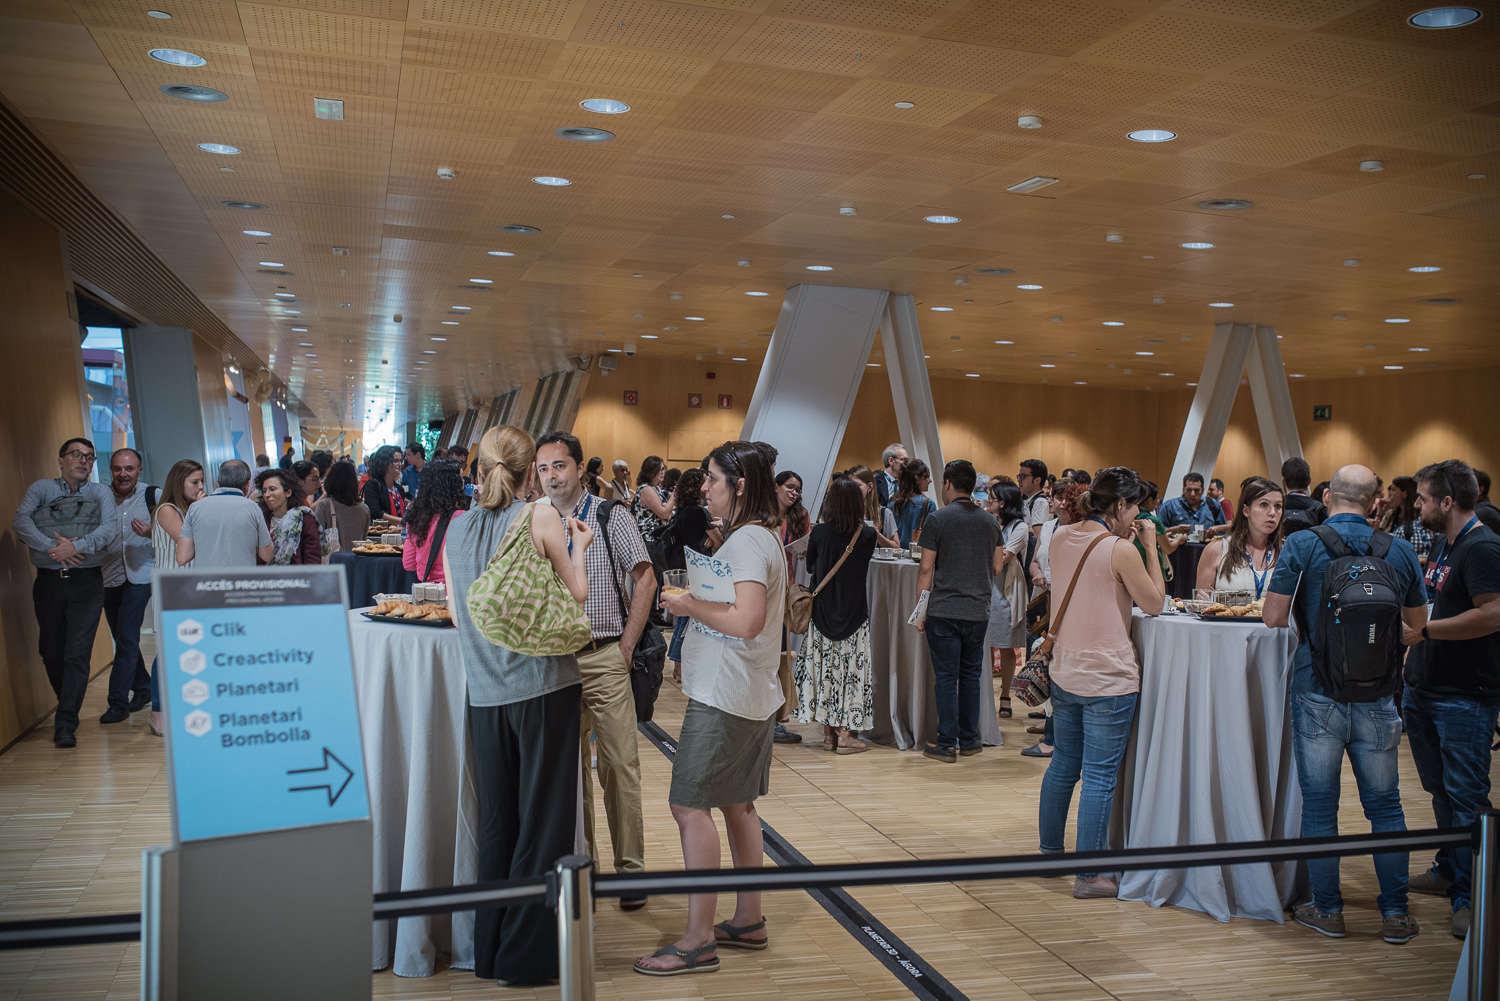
[12,429,1500,978]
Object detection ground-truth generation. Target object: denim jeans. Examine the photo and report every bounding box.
[103,582,152,711]
[1290,690,1409,915]
[1402,687,1499,911]
[668,615,689,662]
[923,615,988,751]
[1038,680,1137,876]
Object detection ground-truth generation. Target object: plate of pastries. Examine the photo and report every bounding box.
[363,599,453,627]
[1196,598,1265,622]
[351,542,403,555]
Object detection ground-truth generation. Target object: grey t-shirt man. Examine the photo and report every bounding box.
[923,499,1001,620]
[180,487,270,567]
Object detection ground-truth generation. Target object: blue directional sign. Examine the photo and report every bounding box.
[153,567,370,842]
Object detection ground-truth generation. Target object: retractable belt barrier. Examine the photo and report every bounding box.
[1,816,1494,1001]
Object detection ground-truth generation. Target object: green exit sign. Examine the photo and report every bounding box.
[1313,405,1333,422]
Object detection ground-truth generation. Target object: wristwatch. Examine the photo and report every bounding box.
[1421,625,1430,640]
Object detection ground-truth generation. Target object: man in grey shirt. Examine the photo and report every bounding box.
[11,437,120,748]
[914,459,1004,763]
[177,460,273,567]
[100,448,155,724]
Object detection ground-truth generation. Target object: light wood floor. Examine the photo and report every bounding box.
[1,637,1489,1001]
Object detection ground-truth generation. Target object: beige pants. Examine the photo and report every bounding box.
[577,642,645,875]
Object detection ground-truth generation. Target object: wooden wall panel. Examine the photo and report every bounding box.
[0,189,104,748]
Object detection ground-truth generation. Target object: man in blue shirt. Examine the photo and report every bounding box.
[1156,472,1227,532]
[10,438,121,748]
[1263,464,1428,945]
[400,442,425,500]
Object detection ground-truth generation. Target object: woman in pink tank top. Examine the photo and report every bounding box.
[1037,467,1166,900]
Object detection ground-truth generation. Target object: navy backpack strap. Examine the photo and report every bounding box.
[1310,524,1349,559]
[1367,530,1394,559]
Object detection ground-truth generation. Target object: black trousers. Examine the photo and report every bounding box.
[103,582,152,711]
[468,684,581,983]
[32,568,105,734]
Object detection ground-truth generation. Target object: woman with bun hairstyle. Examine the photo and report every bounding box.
[440,424,593,985]
[1037,466,1166,901]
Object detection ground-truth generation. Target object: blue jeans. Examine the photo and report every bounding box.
[103,582,152,711]
[668,616,689,662]
[1290,690,1409,915]
[1038,680,1137,876]
[923,615,988,751]
[1402,687,1499,911]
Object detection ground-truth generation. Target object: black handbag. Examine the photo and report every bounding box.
[1014,533,1110,708]
[595,500,667,722]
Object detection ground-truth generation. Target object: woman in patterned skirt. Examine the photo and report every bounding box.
[793,475,878,752]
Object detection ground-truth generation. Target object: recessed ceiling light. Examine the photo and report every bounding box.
[580,98,630,114]
[1407,265,1442,272]
[1158,372,1175,377]
[640,334,658,339]
[1384,317,1411,323]
[532,176,571,186]
[1102,321,1124,327]
[148,47,206,67]
[283,309,300,315]
[197,142,240,155]
[745,290,770,296]
[222,201,266,210]
[1127,129,1176,143]
[422,349,437,355]
[924,214,961,224]
[1017,284,1043,290]
[994,339,1013,345]
[1040,363,1056,368]
[1007,176,1059,194]
[242,229,272,237]
[1289,373,1306,379]
[1074,381,1087,385]
[930,306,953,312]
[1384,364,1405,370]
[965,373,980,378]
[806,265,834,271]
[1136,351,1155,356]
[487,250,515,257]
[499,224,541,234]
[291,327,308,332]
[442,320,459,325]
[258,260,284,267]
[273,292,296,299]
[555,126,615,143]
[468,278,493,284]
[1197,198,1254,211]
[685,316,705,321]
[160,84,227,102]
[1468,172,1488,180]
[451,305,471,311]
[298,341,314,347]
[734,357,749,362]
[893,101,915,109]
[1407,7,1482,28]
[1180,242,1214,250]
[1409,347,1431,352]
[147,9,172,18]
[1209,302,1235,308]
[304,352,316,357]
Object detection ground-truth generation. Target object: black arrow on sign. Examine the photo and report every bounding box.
[286,747,355,806]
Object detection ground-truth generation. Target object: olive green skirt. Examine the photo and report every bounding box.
[668,699,776,809]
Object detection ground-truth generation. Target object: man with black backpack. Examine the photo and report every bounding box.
[1400,459,1500,940]
[535,431,658,912]
[1264,464,1428,945]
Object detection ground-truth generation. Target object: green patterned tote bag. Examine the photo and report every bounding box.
[467,504,591,656]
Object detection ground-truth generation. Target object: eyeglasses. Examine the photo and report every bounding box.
[64,450,96,463]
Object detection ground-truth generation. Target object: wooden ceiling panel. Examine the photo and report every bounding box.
[1320,0,1500,51]
[1005,62,1202,110]
[1163,0,1368,31]
[665,99,812,139]
[135,102,272,140]
[71,0,247,42]
[398,66,536,107]
[1227,168,1376,201]
[817,79,993,125]
[1233,34,1429,92]
[394,100,517,137]
[786,114,936,152]
[636,128,763,162]
[575,0,752,55]
[88,29,255,75]
[1190,129,1346,166]
[404,24,560,75]
[689,61,854,110]
[1358,56,1500,110]
[1086,13,1288,72]
[724,17,906,74]
[908,129,1048,166]
[1385,114,1500,156]
[389,131,514,164]
[776,0,961,33]
[929,1,1142,56]
[947,100,1113,141]
[1136,79,1317,124]
[269,117,390,150]
[251,49,398,98]
[750,143,883,174]
[239,4,404,60]
[417,0,580,38]
[557,44,709,92]
[875,38,1053,92]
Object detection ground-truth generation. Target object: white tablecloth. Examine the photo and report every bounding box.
[348,610,477,976]
[864,559,1004,750]
[1110,611,1304,922]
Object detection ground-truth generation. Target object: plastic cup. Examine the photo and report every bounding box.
[663,570,688,594]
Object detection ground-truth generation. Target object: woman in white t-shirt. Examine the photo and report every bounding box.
[636,441,785,977]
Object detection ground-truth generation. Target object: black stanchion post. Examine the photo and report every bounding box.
[1471,810,1498,1001]
[555,855,595,1001]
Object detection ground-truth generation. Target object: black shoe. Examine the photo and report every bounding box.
[54,731,77,748]
[99,706,130,724]
[620,896,648,911]
[1028,711,1046,719]
[773,723,802,744]
[922,744,957,763]
[128,690,151,712]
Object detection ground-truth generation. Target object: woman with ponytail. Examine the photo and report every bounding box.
[440,424,593,984]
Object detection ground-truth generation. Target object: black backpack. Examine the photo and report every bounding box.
[1307,525,1405,703]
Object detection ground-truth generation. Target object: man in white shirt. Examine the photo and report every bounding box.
[178,460,273,567]
[100,448,155,724]
[1017,458,1050,538]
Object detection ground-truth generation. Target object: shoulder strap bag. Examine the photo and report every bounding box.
[1013,532,1111,708]
[593,498,669,721]
[422,511,453,582]
[786,528,860,636]
[466,504,592,657]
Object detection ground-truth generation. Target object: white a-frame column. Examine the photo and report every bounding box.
[881,293,945,495]
[741,284,889,514]
[1170,322,1303,488]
